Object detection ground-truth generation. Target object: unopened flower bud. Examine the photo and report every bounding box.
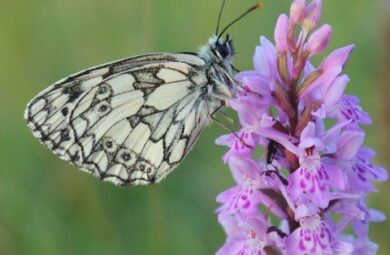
[302,0,322,31]
[307,24,332,55]
[290,0,305,25]
[274,14,289,52]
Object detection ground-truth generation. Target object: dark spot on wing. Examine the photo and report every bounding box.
[63,85,82,102]
[98,105,108,112]
[61,128,71,141]
[98,85,107,94]
[128,115,140,129]
[71,153,80,162]
[61,107,69,116]
[121,152,131,161]
[105,140,113,148]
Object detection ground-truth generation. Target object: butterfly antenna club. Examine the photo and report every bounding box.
[217,2,264,40]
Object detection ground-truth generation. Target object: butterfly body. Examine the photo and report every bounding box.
[25,35,236,186]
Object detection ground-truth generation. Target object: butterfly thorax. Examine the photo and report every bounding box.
[198,36,236,103]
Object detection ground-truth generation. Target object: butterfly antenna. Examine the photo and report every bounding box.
[217,2,264,40]
[216,0,227,35]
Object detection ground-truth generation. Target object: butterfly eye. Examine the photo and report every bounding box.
[214,42,232,59]
[220,47,230,59]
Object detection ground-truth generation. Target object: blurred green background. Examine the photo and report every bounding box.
[0,0,389,254]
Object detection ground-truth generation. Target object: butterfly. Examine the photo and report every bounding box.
[24,2,262,186]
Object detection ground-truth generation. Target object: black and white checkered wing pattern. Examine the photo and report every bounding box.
[25,53,219,186]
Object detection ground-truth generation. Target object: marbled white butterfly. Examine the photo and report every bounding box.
[24,2,262,186]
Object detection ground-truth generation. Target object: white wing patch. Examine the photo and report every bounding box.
[25,53,223,186]
[145,80,193,110]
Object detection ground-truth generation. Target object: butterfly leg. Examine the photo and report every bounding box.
[211,106,253,149]
[231,64,241,73]
[210,104,234,127]
[218,110,235,125]
[234,78,263,98]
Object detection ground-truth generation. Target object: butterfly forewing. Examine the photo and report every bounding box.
[25,53,221,186]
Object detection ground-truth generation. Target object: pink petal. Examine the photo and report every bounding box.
[372,165,389,182]
[295,200,320,219]
[300,65,342,99]
[303,61,315,78]
[260,36,279,79]
[326,164,346,190]
[235,70,259,82]
[337,131,365,161]
[368,209,386,222]
[321,45,355,70]
[216,241,245,255]
[216,185,241,203]
[319,120,350,146]
[253,46,267,75]
[324,75,349,108]
[218,215,244,241]
[215,133,234,147]
[228,156,262,181]
[300,121,316,141]
[331,240,354,255]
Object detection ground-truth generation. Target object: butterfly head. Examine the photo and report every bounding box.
[211,35,235,62]
[199,35,235,64]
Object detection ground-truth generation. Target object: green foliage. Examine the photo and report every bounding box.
[0,0,388,254]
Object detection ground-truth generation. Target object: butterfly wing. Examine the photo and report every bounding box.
[25,53,221,186]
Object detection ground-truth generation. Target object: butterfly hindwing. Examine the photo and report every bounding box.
[25,53,221,186]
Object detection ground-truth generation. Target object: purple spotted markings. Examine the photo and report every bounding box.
[215,1,388,254]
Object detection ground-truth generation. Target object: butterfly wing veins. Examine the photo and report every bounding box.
[25,53,227,186]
